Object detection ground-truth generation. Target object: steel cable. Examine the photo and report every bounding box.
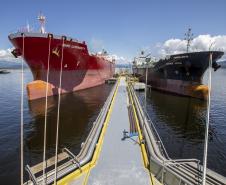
[42,34,52,184]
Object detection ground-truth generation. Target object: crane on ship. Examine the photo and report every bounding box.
[184,28,194,52]
[38,12,46,34]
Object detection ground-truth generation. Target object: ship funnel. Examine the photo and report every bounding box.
[37,12,46,34]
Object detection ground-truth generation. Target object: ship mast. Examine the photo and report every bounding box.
[184,28,193,53]
[37,12,46,34]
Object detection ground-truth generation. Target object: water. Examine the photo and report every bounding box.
[1,62,226,184]
[0,67,113,185]
[137,68,226,176]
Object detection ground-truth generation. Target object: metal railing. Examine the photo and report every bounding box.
[128,82,226,185]
[25,80,119,185]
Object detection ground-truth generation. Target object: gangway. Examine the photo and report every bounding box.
[24,77,226,185]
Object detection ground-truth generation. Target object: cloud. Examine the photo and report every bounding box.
[0,48,18,61]
[88,38,129,64]
[156,34,226,60]
[111,54,125,61]
[110,54,130,64]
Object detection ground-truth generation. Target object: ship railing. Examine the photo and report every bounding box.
[8,30,85,44]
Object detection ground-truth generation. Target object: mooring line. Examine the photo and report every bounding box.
[54,37,65,185]
[20,33,25,185]
[42,34,52,184]
[202,52,213,185]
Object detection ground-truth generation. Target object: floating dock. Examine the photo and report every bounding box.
[25,77,226,185]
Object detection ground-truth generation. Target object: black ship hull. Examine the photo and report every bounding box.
[133,51,224,99]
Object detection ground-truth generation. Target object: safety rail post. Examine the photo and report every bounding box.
[63,148,81,170]
[25,165,38,185]
[161,160,165,184]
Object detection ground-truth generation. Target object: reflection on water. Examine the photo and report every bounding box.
[150,92,206,138]
[137,91,207,158]
[0,68,113,185]
[25,83,113,169]
[138,69,226,176]
[137,68,226,176]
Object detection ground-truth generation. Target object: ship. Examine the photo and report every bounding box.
[132,29,224,100]
[8,13,115,100]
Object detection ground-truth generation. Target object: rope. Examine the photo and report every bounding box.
[20,33,25,185]
[42,35,52,184]
[145,65,148,109]
[202,52,212,185]
[54,37,65,184]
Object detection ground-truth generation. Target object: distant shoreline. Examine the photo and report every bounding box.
[0,60,28,69]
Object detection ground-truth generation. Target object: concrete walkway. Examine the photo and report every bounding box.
[87,77,150,185]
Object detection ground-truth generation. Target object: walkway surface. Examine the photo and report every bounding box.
[87,77,151,185]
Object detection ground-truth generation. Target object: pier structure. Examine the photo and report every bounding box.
[25,77,226,185]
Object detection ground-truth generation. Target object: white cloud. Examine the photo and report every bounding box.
[88,38,129,64]
[0,48,12,58]
[0,48,18,61]
[156,34,226,60]
[110,54,130,65]
[111,54,125,61]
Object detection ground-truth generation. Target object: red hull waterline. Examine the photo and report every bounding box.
[9,32,115,100]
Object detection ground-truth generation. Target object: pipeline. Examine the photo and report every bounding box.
[127,81,226,185]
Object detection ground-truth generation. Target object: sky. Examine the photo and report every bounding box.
[0,0,226,63]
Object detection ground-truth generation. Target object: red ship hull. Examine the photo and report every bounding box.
[9,33,115,100]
